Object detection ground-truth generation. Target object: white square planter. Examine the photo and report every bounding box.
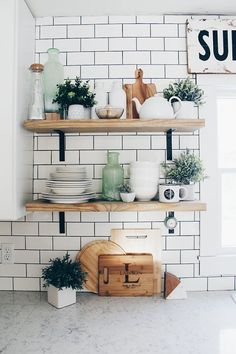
[47,285,76,309]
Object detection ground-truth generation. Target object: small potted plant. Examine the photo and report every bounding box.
[119,184,135,202]
[42,252,87,309]
[53,77,96,119]
[163,77,204,119]
[161,150,206,200]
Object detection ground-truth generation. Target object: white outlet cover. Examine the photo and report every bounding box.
[1,243,14,264]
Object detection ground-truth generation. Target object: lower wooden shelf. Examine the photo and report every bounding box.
[25,199,207,213]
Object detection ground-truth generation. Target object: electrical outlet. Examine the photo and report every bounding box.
[1,243,14,264]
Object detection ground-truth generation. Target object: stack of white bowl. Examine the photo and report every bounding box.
[129,161,159,201]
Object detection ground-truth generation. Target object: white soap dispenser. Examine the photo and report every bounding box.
[109,81,126,119]
[91,81,107,119]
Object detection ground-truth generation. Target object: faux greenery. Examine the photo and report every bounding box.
[52,77,96,110]
[42,252,87,290]
[161,150,205,185]
[119,184,133,193]
[163,77,204,106]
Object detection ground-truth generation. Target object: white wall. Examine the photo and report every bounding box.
[0,14,235,292]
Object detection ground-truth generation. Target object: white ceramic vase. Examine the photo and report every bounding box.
[91,82,107,119]
[109,81,126,119]
[68,104,85,120]
[172,101,198,119]
[47,285,76,309]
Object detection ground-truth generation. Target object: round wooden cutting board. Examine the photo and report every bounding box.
[77,240,125,293]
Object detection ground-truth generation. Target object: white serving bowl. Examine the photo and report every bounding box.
[133,189,157,201]
[130,161,158,169]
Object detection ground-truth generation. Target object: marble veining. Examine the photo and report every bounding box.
[0,291,236,354]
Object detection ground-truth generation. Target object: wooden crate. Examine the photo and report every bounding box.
[98,253,153,297]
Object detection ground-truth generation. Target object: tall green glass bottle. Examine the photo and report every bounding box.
[102,152,124,201]
[43,48,64,113]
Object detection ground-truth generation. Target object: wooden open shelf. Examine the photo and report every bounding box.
[23,119,205,134]
[26,199,207,213]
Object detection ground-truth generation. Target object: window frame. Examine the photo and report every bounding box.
[198,74,236,276]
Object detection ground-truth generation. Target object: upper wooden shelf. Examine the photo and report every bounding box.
[26,199,207,213]
[23,119,205,134]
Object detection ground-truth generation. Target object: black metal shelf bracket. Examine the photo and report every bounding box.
[54,130,65,162]
[166,129,174,161]
[59,212,65,234]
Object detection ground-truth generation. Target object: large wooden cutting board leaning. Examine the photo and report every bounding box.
[98,254,153,296]
[111,229,162,294]
[123,68,157,119]
[76,240,125,293]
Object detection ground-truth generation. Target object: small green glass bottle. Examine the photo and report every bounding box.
[43,48,64,113]
[102,152,124,201]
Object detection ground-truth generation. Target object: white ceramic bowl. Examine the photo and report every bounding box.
[130,161,158,169]
[133,189,157,201]
[120,192,136,203]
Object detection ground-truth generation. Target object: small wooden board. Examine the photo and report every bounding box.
[77,240,125,293]
[111,229,162,294]
[98,253,154,297]
[123,68,157,119]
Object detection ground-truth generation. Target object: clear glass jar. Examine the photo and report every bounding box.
[43,48,64,113]
[28,63,45,120]
[102,152,124,201]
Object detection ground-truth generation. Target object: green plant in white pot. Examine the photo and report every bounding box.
[53,77,96,119]
[119,184,135,202]
[163,77,204,119]
[161,150,205,201]
[42,252,87,309]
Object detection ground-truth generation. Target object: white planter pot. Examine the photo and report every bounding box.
[120,192,135,202]
[47,285,76,309]
[68,104,85,120]
[172,101,198,119]
[182,184,196,201]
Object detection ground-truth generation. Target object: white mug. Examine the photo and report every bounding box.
[159,184,188,203]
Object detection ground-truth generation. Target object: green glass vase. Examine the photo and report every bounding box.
[102,152,124,201]
[43,48,64,113]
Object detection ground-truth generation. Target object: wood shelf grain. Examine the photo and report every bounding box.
[23,119,205,133]
[26,199,207,213]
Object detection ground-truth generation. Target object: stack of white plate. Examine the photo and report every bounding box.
[41,167,96,203]
[129,161,159,201]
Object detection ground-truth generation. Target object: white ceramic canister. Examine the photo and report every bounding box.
[109,81,126,119]
[91,82,107,119]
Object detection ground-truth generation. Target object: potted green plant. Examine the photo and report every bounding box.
[163,77,204,119]
[119,184,135,203]
[53,77,96,119]
[161,150,206,200]
[42,252,87,309]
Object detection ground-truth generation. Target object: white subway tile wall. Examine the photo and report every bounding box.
[1,14,234,292]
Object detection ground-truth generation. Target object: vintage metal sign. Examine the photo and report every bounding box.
[187,19,236,73]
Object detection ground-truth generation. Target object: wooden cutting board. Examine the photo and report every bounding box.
[123,68,157,119]
[76,240,125,293]
[98,253,154,296]
[111,229,162,294]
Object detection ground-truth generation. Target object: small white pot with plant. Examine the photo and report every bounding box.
[163,77,204,119]
[42,252,87,309]
[161,150,206,201]
[53,77,96,119]
[119,184,135,203]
